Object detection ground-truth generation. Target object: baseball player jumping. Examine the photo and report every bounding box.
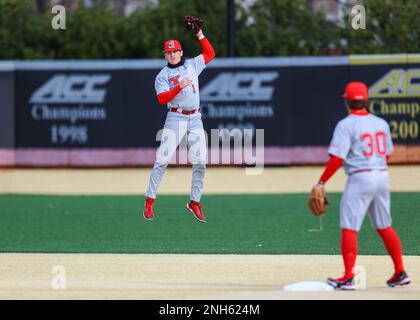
[313,82,411,290]
[143,16,215,223]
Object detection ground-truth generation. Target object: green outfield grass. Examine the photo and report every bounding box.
[0,193,419,255]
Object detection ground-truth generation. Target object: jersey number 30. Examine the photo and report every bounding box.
[361,131,387,157]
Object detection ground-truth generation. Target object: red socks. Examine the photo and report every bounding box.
[341,229,358,279]
[146,197,155,203]
[341,227,404,279]
[378,227,405,274]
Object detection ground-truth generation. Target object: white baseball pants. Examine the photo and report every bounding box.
[145,111,207,202]
[340,170,392,231]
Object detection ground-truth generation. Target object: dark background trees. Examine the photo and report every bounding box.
[0,0,418,59]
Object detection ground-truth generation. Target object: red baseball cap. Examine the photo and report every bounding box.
[342,82,369,100]
[163,40,182,52]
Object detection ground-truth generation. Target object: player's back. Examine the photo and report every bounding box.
[332,113,394,175]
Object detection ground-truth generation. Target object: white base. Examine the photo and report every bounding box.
[282,281,334,292]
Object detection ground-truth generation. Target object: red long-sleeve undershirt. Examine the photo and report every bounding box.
[157,37,215,105]
[200,36,215,64]
[157,84,182,105]
[319,155,343,184]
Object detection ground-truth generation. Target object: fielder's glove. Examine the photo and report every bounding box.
[184,15,203,34]
[308,183,330,216]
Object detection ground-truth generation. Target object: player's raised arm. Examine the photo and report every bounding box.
[196,29,215,64]
[184,15,215,64]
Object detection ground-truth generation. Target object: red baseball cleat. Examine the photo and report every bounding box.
[327,276,356,290]
[143,198,155,221]
[387,271,411,287]
[186,201,207,223]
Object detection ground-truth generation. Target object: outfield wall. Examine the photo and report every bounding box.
[1,54,419,166]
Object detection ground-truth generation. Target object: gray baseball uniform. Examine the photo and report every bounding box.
[146,55,207,202]
[328,113,394,231]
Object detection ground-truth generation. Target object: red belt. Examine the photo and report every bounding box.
[350,168,387,175]
[170,107,199,115]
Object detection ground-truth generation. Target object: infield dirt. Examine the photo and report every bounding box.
[0,253,419,300]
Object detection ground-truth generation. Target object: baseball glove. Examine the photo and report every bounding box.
[184,15,203,34]
[308,184,330,216]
